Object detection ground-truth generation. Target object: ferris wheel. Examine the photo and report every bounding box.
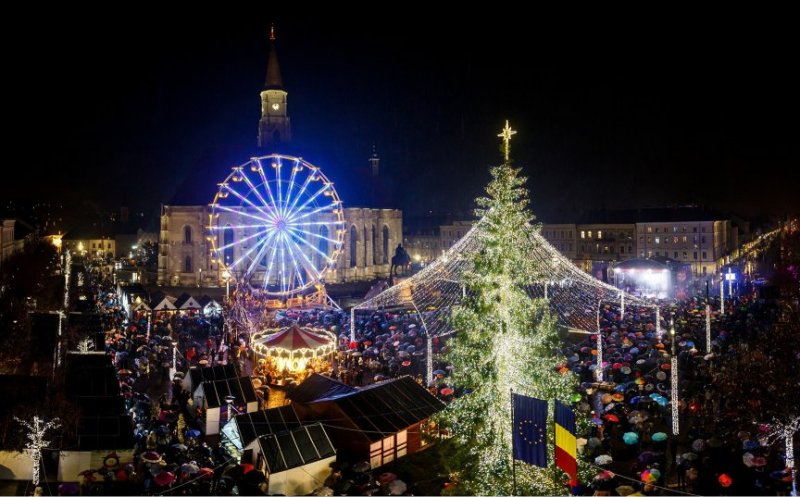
[208,154,345,297]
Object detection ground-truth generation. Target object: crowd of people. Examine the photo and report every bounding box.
[71,248,797,496]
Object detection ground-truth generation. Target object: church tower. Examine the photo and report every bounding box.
[258,25,291,149]
[369,145,380,176]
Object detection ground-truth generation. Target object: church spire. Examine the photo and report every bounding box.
[258,24,291,149]
[264,24,283,90]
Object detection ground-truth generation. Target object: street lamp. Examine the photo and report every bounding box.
[221,269,231,299]
[224,395,237,425]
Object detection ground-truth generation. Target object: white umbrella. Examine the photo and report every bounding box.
[388,479,407,495]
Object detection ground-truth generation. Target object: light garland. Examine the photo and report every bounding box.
[670,320,679,435]
[765,417,800,497]
[14,416,60,487]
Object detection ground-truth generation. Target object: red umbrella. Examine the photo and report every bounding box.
[440,387,454,396]
[603,414,620,423]
[197,467,214,480]
[140,451,162,464]
[154,471,176,487]
[241,463,255,474]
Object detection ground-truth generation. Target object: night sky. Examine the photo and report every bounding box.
[7,11,799,228]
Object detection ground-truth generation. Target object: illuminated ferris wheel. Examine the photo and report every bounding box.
[208,154,345,297]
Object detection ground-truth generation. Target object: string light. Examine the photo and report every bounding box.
[14,416,60,487]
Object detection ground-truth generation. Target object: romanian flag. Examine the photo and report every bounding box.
[555,400,578,483]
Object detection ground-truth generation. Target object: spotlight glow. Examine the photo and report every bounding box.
[209,154,345,297]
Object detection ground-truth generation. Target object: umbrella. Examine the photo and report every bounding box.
[352,461,371,473]
[595,454,613,465]
[651,432,668,442]
[623,432,639,445]
[197,467,214,480]
[691,439,706,452]
[616,485,636,496]
[185,429,201,438]
[58,483,79,496]
[240,463,255,474]
[440,387,454,396]
[638,451,658,465]
[180,462,200,475]
[140,451,162,464]
[743,439,760,450]
[170,443,188,452]
[640,468,661,484]
[587,437,601,448]
[117,369,133,375]
[680,452,699,462]
[379,472,398,484]
[374,374,387,381]
[718,474,733,488]
[612,393,624,402]
[602,414,620,423]
[154,471,176,487]
[433,369,446,376]
[388,479,408,495]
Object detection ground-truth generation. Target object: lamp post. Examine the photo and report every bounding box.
[705,303,712,353]
[221,269,231,300]
[224,395,236,425]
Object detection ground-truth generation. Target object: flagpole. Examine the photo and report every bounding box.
[511,387,516,496]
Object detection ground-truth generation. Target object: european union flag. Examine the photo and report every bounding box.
[512,393,548,467]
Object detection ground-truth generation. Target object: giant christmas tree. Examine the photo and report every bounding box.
[439,122,577,495]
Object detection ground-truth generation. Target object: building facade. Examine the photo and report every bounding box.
[635,219,735,276]
[157,206,401,287]
[62,234,116,259]
[405,208,740,278]
[0,220,14,269]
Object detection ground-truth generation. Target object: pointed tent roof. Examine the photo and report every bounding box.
[287,373,357,404]
[255,324,333,351]
[175,292,201,310]
[264,39,283,90]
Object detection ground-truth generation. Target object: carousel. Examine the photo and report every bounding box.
[251,323,336,384]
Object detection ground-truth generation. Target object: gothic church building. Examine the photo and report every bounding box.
[157,34,401,288]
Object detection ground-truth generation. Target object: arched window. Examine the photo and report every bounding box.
[382,225,390,264]
[372,225,377,266]
[184,225,192,244]
[223,225,234,266]
[319,226,329,257]
[363,226,368,266]
[184,255,192,273]
[349,225,358,268]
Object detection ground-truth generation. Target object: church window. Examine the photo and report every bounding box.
[184,225,192,244]
[350,225,358,268]
[184,256,192,273]
[383,226,390,264]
